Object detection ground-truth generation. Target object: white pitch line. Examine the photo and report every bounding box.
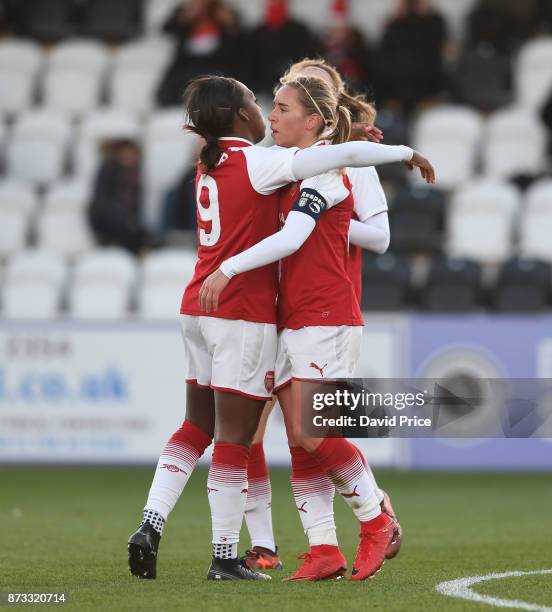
[435,569,552,611]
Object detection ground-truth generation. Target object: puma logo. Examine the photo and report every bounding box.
[297,502,308,513]
[309,362,328,377]
[207,487,219,494]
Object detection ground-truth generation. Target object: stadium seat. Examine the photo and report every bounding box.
[348,0,394,41]
[144,0,181,33]
[0,40,42,116]
[373,109,410,184]
[388,185,445,254]
[138,249,198,319]
[80,0,143,42]
[453,45,512,112]
[483,107,547,179]
[70,248,137,319]
[144,110,199,226]
[37,181,94,258]
[15,0,78,43]
[2,250,66,319]
[422,257,482,312]
[412,105,482,190]
[360,253,411,310]
[448,179,520,263]
[75,108,141,180]
[110,38,171,115]
[6,110,71,187]
[43,40,110,118]
[431,0,480,41]
[520,179,552,262]
[515,36,552,110]
[493,258,551,312]
[0,181,37,258]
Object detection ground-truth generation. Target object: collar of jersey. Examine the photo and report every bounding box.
[218,137,254,147]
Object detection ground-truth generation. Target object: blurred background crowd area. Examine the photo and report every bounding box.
[1,0,552,318]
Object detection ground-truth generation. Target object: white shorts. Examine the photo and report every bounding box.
[180,315,277,400]
[274,325,363,391]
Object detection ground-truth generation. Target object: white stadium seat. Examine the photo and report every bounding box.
[0,181,37,257]
[515,36,552,110]
[144,109,199,226]
[0,40,42,115]
[448,179,520,263]
[7,110,71,186]
[110,38,171,115]
[144,110,198,190]
[520,179,552,262]
[139,249,197,319]
[413,105,483,189]
[75,108,141,180]
[70,248,137,318]
[483,107,547,179]
[43,40,110,118]
[2,250,66,319]
[37,181,94,257]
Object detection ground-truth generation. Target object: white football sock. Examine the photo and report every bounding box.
[244,476,276,551]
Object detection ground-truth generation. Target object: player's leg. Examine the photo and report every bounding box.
[142,385,214,528]
[205,317,276,580]
[243,397,283,570]
[287,326,395,580]
[291,380,394,580]
[128,315,215,579]
[206,390,270,580]
[350,441,402,559]
[278,382,346,582]
[128,383,215,579]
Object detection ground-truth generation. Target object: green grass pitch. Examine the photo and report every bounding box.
[1,467,551,611]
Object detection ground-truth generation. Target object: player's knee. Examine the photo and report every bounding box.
[295,434,320,453]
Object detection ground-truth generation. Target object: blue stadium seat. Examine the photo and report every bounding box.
[493,258,551,312]
[422,257,482,312]
[360,253,411,311]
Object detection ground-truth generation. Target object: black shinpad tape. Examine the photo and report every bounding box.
[291,188,328,221]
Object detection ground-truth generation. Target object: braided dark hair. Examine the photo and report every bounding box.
[183,75,245,170]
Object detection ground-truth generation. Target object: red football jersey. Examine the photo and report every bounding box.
[277,172,364,330]
[181,138,298,323]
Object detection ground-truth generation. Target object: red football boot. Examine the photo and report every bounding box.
[351,512,395,581]
[284,545,347,581]
[242,546,283,570]
[380,490,403,559]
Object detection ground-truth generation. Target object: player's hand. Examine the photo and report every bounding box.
[404,151,436,184]
[199,268,231,313]
[350,122,384,143]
